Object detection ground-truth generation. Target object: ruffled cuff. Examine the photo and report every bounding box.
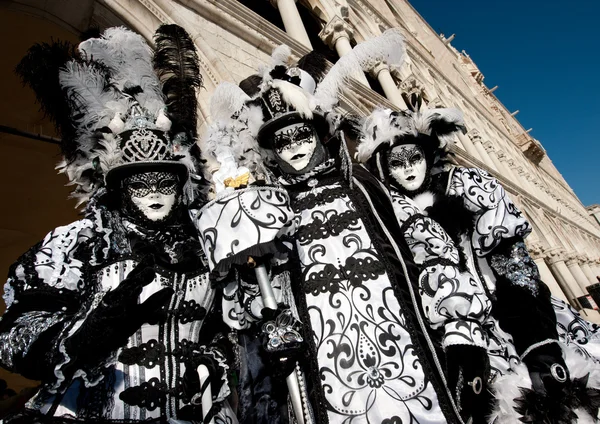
[51,314,119,393]
[189,344,231,403]
[443,320,488,349]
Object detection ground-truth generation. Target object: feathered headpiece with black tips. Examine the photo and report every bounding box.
[202,29,407,183]
[15,40,78,160]
[296,51,328,84]
[239,74,262,97]
[153,24,202,143]
[356,106,465,164]
[18,25,204,208]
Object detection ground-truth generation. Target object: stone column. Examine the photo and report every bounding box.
[372,61,407,109]
[547,249,584,307]
[457,131,481,161]
[580,258,598,286]
[566,254,592,293]
[319,16,370,85]
[468,129,496,170]
[529,244,569,301]
[271,0,312,49]
[482,140,507,175]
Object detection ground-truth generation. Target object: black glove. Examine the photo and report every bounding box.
[65,256,173,365]
[446,345,492,424]
[259,305,305,380]
[523,343,569,397]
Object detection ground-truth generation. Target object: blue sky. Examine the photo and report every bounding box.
[408,0,600,206]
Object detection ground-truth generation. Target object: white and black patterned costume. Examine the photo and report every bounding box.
[274,159,481,423]
[0,203,235,423]
[0,25,237,423]
[198,33,482,423]
[357,106,600,423]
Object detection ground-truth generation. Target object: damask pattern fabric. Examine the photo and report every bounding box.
[274,163,451,424]
[447,167,531,257]
[393,195,491,349]
[0,217,237,423]
[390,181,523,383]
[552,297,600,362]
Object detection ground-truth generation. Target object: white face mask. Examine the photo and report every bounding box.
[272,123,318,172]
[123,171,179,221]
[387,144,427,192]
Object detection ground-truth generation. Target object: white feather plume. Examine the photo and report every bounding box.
[312,53,361,112]
[78,27,164,116]
[356,107,464,162]
[312,29,406,112]
[487,363,532,424]
[355,108,414,162]
[271,44,291,68]
[352,28,406,69]
[210,82,250,122]
[59,61,125,132]
[272,80,313,119]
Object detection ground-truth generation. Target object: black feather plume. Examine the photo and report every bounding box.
[239,74,262,97]
[296,51,328,83]
[15,40,78,160]
[514,387,578,424]
[429,113,466,138]
[153,24,202,144]
[566,373,600,420]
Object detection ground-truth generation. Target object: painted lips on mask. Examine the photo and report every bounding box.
[387,144,427,192]
[273,122,318,172]
[123,171,181,221]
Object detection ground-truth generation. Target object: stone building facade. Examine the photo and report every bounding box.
[2,0,600,316]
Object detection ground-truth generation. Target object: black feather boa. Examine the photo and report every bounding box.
[514,373,600,423]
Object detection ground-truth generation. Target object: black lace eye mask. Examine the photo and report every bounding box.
[387,145,424,169]
[273,124,316,154]
[124,172,179,198]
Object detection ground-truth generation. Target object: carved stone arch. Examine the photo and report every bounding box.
[300,0,349,23]
[547,215,578,253]
[519,202,553,249]
[521,199,563,249]
[348,5,383,42]
[100,0,233,129]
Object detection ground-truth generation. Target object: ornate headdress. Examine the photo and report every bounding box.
[356,106,466,165]
[16,25,203,207]
[202,28,407,180]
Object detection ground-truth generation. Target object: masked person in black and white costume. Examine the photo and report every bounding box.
[204,30,495,424]
[356,106,600,423]
[0,26,237,423]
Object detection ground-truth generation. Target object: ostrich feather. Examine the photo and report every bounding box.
[271,44,291,68]
[59,60,125,134]
[210,82,250,122]
[79,27,163,116]
[153,24,202,142]
[15,40,79,160]
[312,52,361,112]
[314,29,406,112]
[271,80,313,119]
[352,28,406,69]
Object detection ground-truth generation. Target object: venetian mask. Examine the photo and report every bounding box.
[387,144,427,192]
[272,122,319,172]
[123,171,180,221]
